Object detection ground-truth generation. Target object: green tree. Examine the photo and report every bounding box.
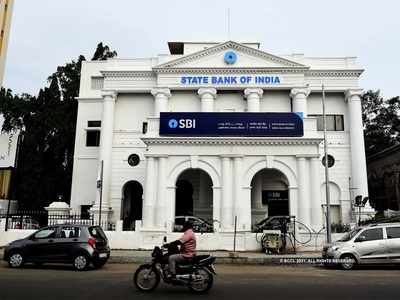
[362,90,400,156]
[0,43,117,209]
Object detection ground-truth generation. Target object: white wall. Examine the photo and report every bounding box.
[169,91,200,112]
[70,100,102,211]
[215,92,246,112]
[114,94,153,131]
[261,90,291,112]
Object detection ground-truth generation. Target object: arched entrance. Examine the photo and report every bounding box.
[251,169,289,226]
[175,169,213,231]
[121,181,143,230]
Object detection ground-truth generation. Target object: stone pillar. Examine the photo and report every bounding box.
[155,156,167,229]
[346,89,369,200]
[242,187,253,231]
[198,88,217,112]
[45,202,71,226]
[244,88,263,112]
[221,156,233,230]
[92,90,116,222]
[212,186,222,232]
[290,87,311,117]
[233,156,244,229]
[151,88,171,117]
[310,157,323,230]
[143,156,156,229]
[297,157,311,227]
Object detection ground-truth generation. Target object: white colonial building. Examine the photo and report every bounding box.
[70,41,371,247]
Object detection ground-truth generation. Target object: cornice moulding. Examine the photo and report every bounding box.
[101,71,155,78]
[153,67,308,74]
[306,69,364,77]
[141,137,323,146]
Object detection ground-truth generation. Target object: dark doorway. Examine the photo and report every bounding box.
[262,190,289,216]
[175,179,194,216]
[121,181,143,230]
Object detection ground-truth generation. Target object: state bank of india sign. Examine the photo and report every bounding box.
[180,75,281,85]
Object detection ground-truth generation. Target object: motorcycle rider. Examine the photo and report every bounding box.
[166,220,197,280]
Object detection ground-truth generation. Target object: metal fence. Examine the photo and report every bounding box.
[0,211,115,231]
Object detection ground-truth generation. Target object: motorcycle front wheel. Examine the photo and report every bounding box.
[188,267,214,293]
[133,264,160,292]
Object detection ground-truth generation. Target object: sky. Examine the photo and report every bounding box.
[4,0,400,98]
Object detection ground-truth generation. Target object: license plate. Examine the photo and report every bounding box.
[99,253,107,258]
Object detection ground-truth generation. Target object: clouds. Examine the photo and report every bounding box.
[4,0,400,97]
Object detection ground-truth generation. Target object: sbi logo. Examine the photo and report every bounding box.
[168,119,178,128]
[168,118,196,129]
[224,51,237,64]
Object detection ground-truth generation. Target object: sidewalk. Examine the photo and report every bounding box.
[0,248,323,265]
[108,250,322,265]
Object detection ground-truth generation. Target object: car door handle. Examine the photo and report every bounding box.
[48,239,54,243]
[73,239,78,242]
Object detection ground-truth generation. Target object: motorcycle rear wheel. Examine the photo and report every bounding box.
[188,267,213,293]
[134,264,160,292]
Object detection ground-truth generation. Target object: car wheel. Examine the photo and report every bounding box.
[8,252,24,268]
[73,254,89,271]
[340,254,357,270]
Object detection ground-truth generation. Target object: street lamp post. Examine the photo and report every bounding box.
[322,84,332,243]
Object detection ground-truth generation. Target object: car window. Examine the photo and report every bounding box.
[358,228,383,242]
[175,218,185,226]
[386,227,400,239]
[89,226,107,240]
[60,226,81,239]
[34,227,57,239]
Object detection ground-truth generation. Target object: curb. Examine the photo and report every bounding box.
[108,255,323,265]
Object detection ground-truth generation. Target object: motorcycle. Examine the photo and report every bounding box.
[133,236,216,293]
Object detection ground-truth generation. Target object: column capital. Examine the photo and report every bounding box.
[244,88,263,99]
[198,87,217,99]
[151,88,171,98]
[345,89,363,101]
[101,90,117,100]
[290,87,310,98]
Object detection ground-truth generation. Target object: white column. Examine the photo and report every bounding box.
[233,156,244,229]
[244,88,263,112]
[221,156,233,230]
[346,89,369,199]
[243,187,253,231]
[143,156,156,229]
[310,157,323,230]
[155,156,167,229]
[290,87,311,117]
[212,186,222,232]
[198,88,217,112]
[94,91,116,213]
[151,88,171,117]
[297,157,311,227]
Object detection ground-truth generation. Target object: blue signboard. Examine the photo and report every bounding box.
[159,112,303,137]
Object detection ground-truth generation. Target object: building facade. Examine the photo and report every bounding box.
[0,0,14,85]
[71,41,372,238]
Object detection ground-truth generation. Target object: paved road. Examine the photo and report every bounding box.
[0,262,399,300]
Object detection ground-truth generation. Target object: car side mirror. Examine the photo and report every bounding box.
[163,236,167,243]
[355,235,366,242]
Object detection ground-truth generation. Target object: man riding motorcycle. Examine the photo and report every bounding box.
[165,220,196,280]
[133,220,216,293]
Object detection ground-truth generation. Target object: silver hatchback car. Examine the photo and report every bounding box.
[322,223,400,269]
